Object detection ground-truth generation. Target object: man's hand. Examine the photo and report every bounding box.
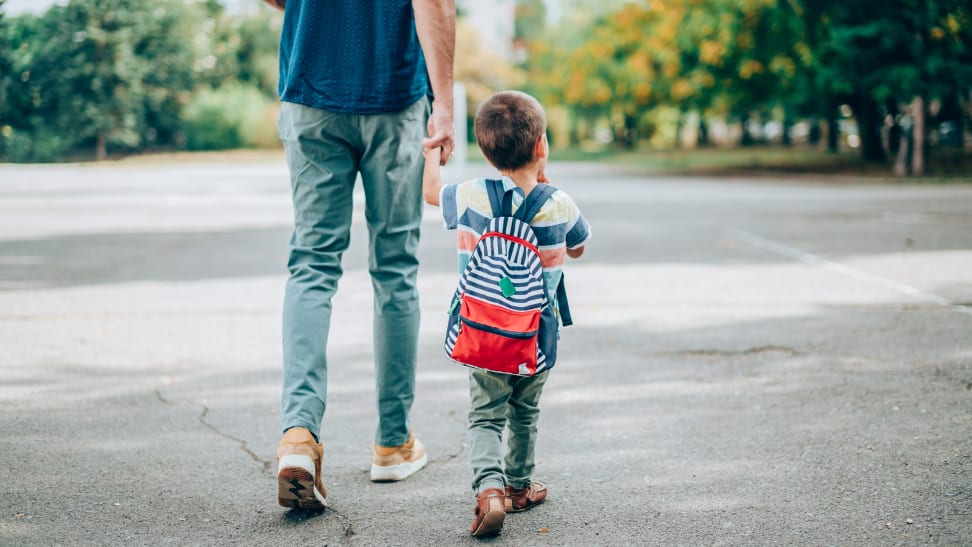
[413,0,455,166]
[423,103,455,166]
[260,0,285,10]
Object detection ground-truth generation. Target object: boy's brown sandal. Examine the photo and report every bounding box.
[470,488,506,537]
[504,481,547,513]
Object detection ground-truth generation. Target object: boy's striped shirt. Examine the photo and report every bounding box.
[439,177,591,309]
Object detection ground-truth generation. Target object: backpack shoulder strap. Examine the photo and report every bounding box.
[485,179,515,217]
[556,275,573,326]
[514,183,557,224]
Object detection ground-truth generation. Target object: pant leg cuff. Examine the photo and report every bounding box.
[476,479,506,495]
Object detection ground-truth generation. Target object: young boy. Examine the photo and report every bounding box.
[422,90,591,537]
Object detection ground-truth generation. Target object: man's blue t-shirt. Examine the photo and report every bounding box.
[278,1,430,114]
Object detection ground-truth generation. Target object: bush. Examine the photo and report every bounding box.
[181,84,279,151]
[1,126,70,163]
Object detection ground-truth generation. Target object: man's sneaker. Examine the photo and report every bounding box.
[370,433,428,482]
[276,427,326,510]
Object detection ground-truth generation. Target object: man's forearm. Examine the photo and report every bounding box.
[413,0,455,108]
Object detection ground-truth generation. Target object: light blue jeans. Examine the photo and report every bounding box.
[278,98,427,447]
[468,369,550,494]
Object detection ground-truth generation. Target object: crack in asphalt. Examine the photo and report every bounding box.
[154,387,272,476]
[281,507,356,539]
[155,386,358,539]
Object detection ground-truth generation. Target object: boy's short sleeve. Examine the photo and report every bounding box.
[562,192,591,249]
[440,184,459,230]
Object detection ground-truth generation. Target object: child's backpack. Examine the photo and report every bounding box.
[444,179,572,376]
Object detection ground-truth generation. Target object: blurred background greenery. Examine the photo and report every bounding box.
[0,0,970,177]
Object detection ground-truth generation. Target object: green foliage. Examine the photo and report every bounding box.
[182,83,277,151]
[0,0,282,162]
[2,0,968,167]
[0,0,10,110]
[0,0,199,160]
[514,0,546,42]
[0,0,11,158]
[520,0,972,164]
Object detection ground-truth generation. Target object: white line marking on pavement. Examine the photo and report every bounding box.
[726,228,972,316]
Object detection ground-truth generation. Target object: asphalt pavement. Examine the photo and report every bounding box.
[1,158,970,545]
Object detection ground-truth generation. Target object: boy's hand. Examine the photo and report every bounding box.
[423,145,441,163]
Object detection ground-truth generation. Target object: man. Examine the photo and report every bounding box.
[262,0,456,510]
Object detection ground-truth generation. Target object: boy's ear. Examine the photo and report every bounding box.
[534,133,548,159]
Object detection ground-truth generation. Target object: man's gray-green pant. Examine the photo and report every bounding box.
[467,369,550,494]
[277,98,427,448]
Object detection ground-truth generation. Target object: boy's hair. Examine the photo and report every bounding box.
[474,90,547,171]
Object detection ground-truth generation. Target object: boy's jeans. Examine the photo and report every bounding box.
[468,369,550,494]
[277,98,427,447]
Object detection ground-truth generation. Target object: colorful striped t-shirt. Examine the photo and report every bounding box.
[439,177,591,312]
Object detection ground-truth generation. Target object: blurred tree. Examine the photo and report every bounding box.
[0,0,10,110]
[0,0,13,158]
[523,0,970,173]
[3,9,74,160]
[189,0,244,90]
[234,13,283,97]
[135,1,197,149]
[541,3,659,148]
[55,0,151,159]
[455,17,525,141]
[2,0,197,160]
[800,0,972,170]
[515,0,547,43]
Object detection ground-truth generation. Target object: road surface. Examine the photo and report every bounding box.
[1,159,970,545]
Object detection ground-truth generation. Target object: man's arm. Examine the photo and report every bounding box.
[413,0,456,165]
[260,0,285,10]
[422,147,443,206]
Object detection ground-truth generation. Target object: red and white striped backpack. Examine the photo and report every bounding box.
[444,180,571,376]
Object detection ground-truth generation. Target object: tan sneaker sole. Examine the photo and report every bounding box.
[370,452,428,482]
[277,459,326,510]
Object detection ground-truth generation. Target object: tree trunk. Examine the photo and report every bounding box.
[938,91,963,148]
[96,130,107,161]
[697,118,709,147]
[622,113,637,149]
[781,115,792,146]
[672,110,685,149]
[856,95,886,163]
[955,92,966,153]
[912,95,925,176]
[826,107,839,152]
[808,118,821,146]
[567,109,580,147]
[886,100,901,156]
[740,112,754,146]
[893,122,910,176]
